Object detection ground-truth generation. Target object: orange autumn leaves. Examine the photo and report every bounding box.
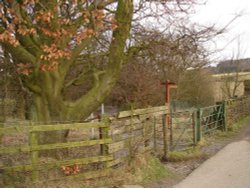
[61,164,80,176]
[0,30,20,47]
[17,63,33,76]
[17,44,71,74]
[40,44,71,72]
[0,1,118,75]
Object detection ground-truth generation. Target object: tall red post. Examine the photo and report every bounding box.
[161,80,177,153]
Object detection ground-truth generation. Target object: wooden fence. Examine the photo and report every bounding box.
[0,121,112,186]
[1,96,250,186]
[108,106,168,167]
[0,106,168,186]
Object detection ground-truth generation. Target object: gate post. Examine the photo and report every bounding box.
[193,111,198,145]
[153,117,157,153]
[162,114,168,161]
[196,108,202,142]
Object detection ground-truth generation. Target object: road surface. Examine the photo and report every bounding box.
[174,128,250,188]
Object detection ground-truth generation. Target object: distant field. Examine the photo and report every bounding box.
[212,72,250,81]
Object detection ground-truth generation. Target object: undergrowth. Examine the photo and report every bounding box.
[228,115,250,132]
[132,154,173,184]
[168,148,206,162]
[79,153,174,188]
[120,153,174,186]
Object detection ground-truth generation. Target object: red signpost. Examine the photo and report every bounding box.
[162,80,178,104]
[161,80,177,160]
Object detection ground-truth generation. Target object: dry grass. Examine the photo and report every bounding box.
[168,148,206,162]
[79,154,174,188]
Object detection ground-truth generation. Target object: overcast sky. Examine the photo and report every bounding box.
[190,0,250,62]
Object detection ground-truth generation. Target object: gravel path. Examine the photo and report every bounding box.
[174,127,250,188]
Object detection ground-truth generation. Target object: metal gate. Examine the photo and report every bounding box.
[156,104,226,159]
[168,110,196,151]
[198,104,225,139]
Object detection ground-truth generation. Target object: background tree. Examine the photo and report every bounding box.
[107,61,164,110]
[177,68,215,107]
[219,42,246,99]
[106,23,219,109]
[0,48,28,120]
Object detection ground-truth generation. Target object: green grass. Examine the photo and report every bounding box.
[118,154,174,185]
[139,155,173,184]
[228,115,250,132]
[168,147,205,162]
[78,154,174,188]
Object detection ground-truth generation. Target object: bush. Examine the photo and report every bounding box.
[0,98,16,117]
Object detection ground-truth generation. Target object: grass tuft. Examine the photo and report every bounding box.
[122,154,174,185]
[168,148,205,162]
[138,154,173,183]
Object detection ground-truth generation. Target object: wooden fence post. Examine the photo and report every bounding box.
[192,111,198,145]
[196,108,201,142]
[169,110,173,149]
[29,122,39,182]
[100,116,110,156]
[153,117,157,153]
[162,114,168,161]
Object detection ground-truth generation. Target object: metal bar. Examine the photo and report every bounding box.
[197,108,202,141]
[162,114,168,161]
[192,112,197,145]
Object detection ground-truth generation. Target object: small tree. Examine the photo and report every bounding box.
[177,68,215,107]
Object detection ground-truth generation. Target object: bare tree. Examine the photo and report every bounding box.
[219,39,246,99]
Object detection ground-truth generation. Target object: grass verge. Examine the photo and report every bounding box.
[132,154,174,184]
[228,115,250,132]
[78,153,174,188]
[118,153,174,186]
[168,148,206,162]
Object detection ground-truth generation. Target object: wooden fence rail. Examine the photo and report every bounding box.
[0,121,112,183]
[1,97,250,186]
[0,106,168,185]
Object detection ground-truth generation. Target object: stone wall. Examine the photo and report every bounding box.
[225,96,250,128]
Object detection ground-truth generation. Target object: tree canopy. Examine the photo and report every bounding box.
[0,0,135,122]
[1,0,215,123]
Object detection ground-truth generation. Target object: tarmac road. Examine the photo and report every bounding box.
[174,127,250,188]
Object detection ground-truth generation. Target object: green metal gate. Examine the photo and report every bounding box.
[158,103,226,159]
[168,110,196,151]
[167,104,225,151]
[197,104,225,141]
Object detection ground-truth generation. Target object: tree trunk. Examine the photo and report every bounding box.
[32,93,69,158]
